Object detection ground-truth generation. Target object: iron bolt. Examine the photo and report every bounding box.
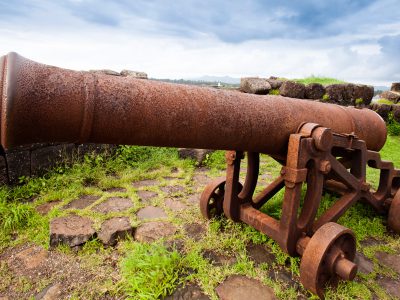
[319,160,331,174]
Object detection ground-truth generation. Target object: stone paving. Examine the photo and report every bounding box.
[1,166,400,299]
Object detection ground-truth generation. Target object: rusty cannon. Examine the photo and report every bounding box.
[1,52,400,298]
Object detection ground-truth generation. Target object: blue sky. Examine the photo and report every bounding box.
[0,0,399,85]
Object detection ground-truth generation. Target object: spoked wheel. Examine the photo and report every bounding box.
[200,178,242,219]
[299,222,357,299]
[388,189,400,233]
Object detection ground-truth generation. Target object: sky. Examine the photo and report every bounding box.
[0,0,399,86]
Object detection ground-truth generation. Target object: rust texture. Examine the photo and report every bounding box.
[0,52,386,152]
[1,53,398,298]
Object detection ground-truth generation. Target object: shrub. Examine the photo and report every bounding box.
[387,112,400,136]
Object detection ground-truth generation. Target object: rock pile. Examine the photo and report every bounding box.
[380,82,400,104]
[240,77,374,106]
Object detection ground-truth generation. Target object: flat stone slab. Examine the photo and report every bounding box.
[98,217,134,246]
[165,284,210,300]
[203,250,236,266]
[377,277,400,298]
[246,243,276,266]
[192,173,210,186]
[137,206,167,220]
[63,195,100,210]
[375,251,400,273]
[268,269,299,289]
[187,194,200,205]
[35,283,62,300]
[103,187,127,193]
[137,190,158,202]
[165,198,188,211]
[184,223,206,241]
[216,275,277,300]
[160,185,185,194]
[50,215,95,247]
[92,197,133,213]
[354,252,374,274]
[134,221,176,243]
[132,179,158,187]
[36,200,61,215]
[13,246,48,270]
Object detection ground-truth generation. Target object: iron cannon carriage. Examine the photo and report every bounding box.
[1,52,399,298]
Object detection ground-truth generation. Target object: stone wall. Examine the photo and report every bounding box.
[0,143,116,185]
[240,77,374,106]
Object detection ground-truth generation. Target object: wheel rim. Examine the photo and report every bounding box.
[299,222,356,298]
[388,189,400,233]
[200,178,226,219]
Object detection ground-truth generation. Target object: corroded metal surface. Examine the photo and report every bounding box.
[1,52,399,298]
[0,52,387,153]
[201,124,400,298]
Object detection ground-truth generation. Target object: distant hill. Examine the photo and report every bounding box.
[374,86,390,92]
[189,75,240,85]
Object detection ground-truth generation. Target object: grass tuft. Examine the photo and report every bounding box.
[294,76,345,86]
[120,242,183,300]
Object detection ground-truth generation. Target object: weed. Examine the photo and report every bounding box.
[269,88,280,95]
[120,242,183,299]
[321,94,330,102]
[355,98,363,105]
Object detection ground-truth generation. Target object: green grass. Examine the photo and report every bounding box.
[293,76,346,86]
[1,137,400,299]
[120,242,183,300]
[269,88,280,95]
[376,98,395,105]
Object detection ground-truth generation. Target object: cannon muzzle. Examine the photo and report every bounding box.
[0,52,386,153]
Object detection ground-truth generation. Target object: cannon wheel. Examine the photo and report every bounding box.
[388,189,400,233]
[299,222,357,299]
[200,178,242,219]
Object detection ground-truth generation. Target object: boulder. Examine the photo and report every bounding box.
[352,84,374,106]
[279,81,305,98]
[50,215,95,247]
[266,79,283,89]
[391,105,400,123]
[98,217,134,246]
[391,82,400,92]
[240,77,271,94]
[90,69,121,76]
[380,91,400,103]
[371,103,391,121]
[305,83,325,99]
[120,70,148,79]
[325,84,348,105]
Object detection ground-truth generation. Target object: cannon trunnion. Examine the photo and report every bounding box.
[1,52,399,298]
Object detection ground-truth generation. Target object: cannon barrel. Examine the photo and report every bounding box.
[0,52,387,153]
